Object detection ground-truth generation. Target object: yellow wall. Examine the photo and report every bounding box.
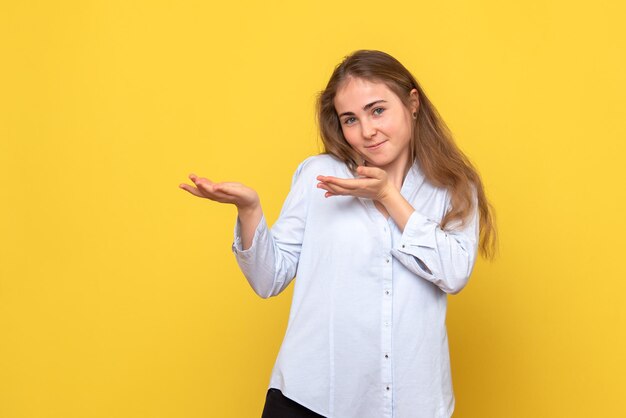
[1,1,625,417]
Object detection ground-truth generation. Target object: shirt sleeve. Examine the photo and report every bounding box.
[231,158,311,298]
[390,190,480,295]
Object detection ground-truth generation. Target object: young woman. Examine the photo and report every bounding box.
[180,50,497,418]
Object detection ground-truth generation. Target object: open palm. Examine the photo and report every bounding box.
[179,174,259,209]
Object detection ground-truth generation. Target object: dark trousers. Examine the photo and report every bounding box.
[261,388,326,418]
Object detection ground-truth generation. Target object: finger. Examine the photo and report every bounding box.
[356,165,383,179]
[189,173,210,184]
[207,183,245,202]
[196,181,220,195]
[192,183,236,203]
[320,177,363,190]
[212,183,233,195]
[179,183,204,198]
[217,182,243,190]
[318,182,349,196]
[317,183,331,194]
[316,181,337,192]
[316,183,337,198]
[190,175,214,187]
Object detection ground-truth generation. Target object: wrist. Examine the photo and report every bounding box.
[378,184,399,206]
[237,201,261,218]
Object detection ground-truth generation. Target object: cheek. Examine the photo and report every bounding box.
[341,128,359,147]
[391,115,412,139]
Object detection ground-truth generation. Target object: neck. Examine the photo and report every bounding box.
[380,151,412,191]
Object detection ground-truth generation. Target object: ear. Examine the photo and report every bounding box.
[409,88,419,114]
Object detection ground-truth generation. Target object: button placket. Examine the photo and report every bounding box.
[381,219,393,412]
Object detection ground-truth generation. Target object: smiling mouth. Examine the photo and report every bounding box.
[365,140,387,149]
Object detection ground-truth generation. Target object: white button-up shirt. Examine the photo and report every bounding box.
[231,154,479,418]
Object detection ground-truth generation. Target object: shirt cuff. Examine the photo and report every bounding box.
[398,210,440,250]
[231,213,268,262]
[391,210,441,278]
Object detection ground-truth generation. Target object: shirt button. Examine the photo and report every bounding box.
[385,290,390,295]
[384,354,389,359]
[402,244,406,248]
[386,258,390,263]
[386,386,390,391]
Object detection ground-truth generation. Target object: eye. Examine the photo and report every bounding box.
[343,117,356,125]
[373,107,385,116]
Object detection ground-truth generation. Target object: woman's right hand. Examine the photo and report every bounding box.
[179,173,260,211]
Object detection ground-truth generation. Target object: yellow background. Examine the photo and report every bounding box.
[1,1,625,417]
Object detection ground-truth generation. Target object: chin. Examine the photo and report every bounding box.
[365,156,392,167]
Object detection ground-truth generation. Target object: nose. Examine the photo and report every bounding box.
[361,119,377,139]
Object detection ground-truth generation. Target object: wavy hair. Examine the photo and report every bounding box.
[316,50,497,260]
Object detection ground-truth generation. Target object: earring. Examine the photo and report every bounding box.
[412,112,417,119]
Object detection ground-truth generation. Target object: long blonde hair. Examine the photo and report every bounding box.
[316,50,497,260]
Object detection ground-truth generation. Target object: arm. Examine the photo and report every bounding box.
[315,165,479,294]
[237,203,263,250]
[386,190,480,295]
[179,173,263,250]
[179,162,310,299]
[378,186,414,231]
[231,160,311,298]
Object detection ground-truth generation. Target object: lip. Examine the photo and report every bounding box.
[365,140,387,150]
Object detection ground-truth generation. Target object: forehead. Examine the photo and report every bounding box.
[334,77,399,112]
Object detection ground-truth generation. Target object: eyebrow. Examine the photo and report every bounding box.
[338,100,387,118]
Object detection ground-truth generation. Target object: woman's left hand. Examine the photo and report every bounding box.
[316,166,394,201]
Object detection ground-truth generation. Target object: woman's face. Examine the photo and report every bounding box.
[333,77,418,171]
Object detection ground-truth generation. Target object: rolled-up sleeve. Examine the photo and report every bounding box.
[390,193,480,295]
[231,159,311,298]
